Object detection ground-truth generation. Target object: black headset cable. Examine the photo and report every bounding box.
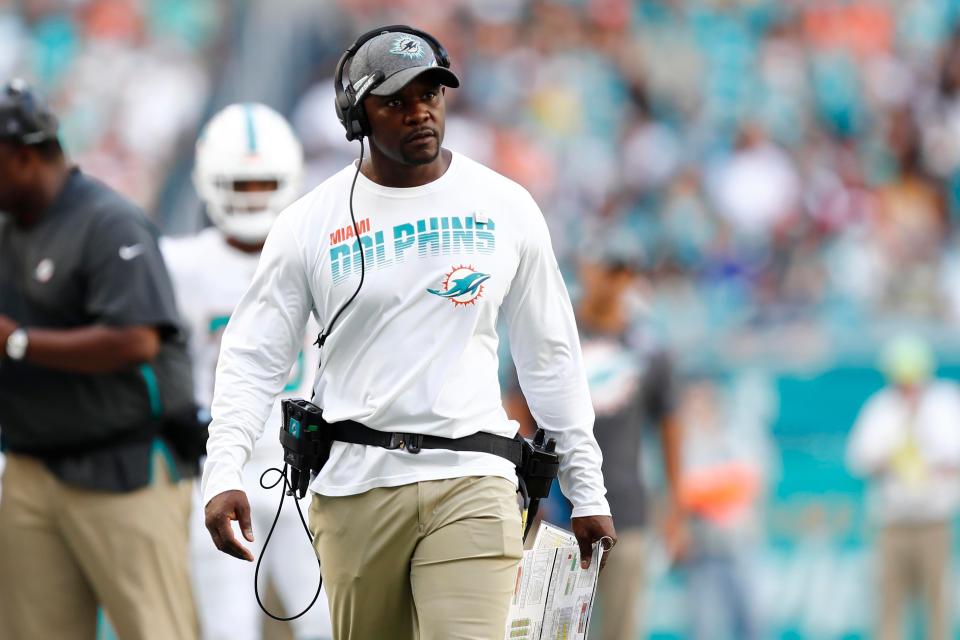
[254,464,323,621]
[257,139,368,620]
[315,138,368,352]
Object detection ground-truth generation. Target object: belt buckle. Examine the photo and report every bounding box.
[386,432,422,453]
[387,433,406,450]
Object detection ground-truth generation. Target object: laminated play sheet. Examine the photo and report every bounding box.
[503,522,605,640]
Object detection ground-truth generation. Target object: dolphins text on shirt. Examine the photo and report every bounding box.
[329,215,496,285]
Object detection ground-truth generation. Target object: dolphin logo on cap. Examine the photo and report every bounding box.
[390,36,424,59]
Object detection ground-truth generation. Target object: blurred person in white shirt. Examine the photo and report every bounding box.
[161,103,332,640]
[706,123,800,240]
[845,334,960,640]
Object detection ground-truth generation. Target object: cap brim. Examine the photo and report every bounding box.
[370,66,460,96]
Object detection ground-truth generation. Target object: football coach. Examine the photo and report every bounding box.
[202,26,616,639]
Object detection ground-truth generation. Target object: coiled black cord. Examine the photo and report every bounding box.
[256,139,369,620]
[254,464,323,621]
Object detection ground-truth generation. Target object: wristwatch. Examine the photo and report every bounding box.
[5,328,28,361]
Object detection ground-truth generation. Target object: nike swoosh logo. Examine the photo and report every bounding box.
[118,244,145,260]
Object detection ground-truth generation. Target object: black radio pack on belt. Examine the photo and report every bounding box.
[279,398,559,539]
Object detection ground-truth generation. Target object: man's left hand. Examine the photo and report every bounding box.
[0,314,16,350]
[571,515,617,571]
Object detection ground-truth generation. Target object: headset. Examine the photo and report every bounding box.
[333,24,452,142]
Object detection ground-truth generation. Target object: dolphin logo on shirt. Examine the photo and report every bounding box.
[427,266,490,307]
[428,272,489,298]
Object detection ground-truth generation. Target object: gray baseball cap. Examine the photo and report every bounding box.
[348,31,459,98]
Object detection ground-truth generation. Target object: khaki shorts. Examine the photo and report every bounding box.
[310,475,523,640]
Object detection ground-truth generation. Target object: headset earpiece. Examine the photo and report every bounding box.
[334,92,366,143]
[334,48,364,142]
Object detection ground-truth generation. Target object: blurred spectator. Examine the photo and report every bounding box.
[873,108,948,318]
[677,377,763,640]
[706,124,800,241]
[845,335,960,640]
[920,26,960,184]
[576,247,686,640]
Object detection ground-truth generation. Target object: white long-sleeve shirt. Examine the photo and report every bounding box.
[846,381,960,524]
[201,151,610,518]
[161,228,319,476]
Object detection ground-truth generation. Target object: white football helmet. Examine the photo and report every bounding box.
[193,103,304,244]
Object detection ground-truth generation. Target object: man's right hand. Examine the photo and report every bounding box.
[205,490,255,562]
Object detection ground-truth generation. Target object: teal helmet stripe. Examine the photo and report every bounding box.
[243,103,257,153]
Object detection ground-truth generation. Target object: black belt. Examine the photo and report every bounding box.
[325,419,525,466]
[279,398,560,531]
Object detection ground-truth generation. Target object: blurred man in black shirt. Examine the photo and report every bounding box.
[577,253,687,640]
[0,79,198,640]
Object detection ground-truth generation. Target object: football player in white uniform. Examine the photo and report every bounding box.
[161,103,332,640]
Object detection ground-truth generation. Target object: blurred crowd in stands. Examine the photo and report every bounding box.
[8,0,960,364]
[0,0,226,207]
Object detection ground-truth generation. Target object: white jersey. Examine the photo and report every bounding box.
[202,151,610,518]
[161,228,319,468]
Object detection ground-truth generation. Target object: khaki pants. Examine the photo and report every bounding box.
[591,529,645,640]
[309,475,523,640]
[0,451,197,640]
[878,521,952,640]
